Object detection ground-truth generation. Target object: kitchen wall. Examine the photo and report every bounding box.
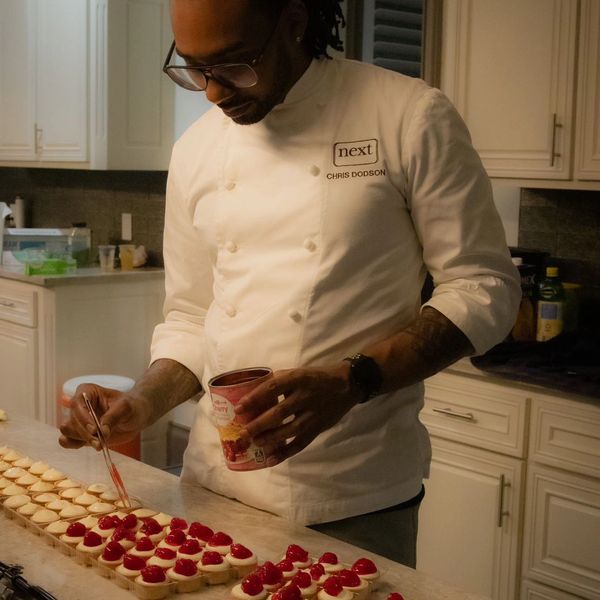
[0,167,167,266]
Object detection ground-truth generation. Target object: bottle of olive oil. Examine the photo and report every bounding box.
[536,266,565,341]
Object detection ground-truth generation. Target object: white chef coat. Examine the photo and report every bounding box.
[151,57,521,525]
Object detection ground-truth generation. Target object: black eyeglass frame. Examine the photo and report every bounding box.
[162,13,283,92]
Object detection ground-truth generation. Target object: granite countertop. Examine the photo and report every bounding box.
[0,416,486,600]
[0,266,164,287]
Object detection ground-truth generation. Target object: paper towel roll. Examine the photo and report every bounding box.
[13,196,26,228]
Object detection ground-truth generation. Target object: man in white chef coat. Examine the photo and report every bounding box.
[60,0,521,567]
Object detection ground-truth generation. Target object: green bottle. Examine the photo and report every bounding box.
[536,266,565,341]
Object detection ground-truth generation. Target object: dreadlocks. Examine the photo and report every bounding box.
[266,0,346,58]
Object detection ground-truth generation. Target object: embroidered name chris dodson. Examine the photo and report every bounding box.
[333,139,379,167]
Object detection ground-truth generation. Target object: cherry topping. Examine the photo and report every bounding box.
[276,559,295,573]
[309,563,325,580]
[208,531,233,546]
[121,514,138,529]
[111,526,136,543]
[154,547,176,560]
[122,553,146,570]
[241,573,264,596]
[319,552,338,565]
[323,576,344,596]
[170,517,188,530]
[174,558,198,576]
[201,550,224,566]
[140,518,162,535]
[141,565,166,583]
[292,571,312,589]
[259,561,284,585]
[164,529,186,546]
[230,543,253,559]
[179,538,202,555]
[98,515,117,530]
[286,544,309,563]
[272,584,302,600]
[339,569,361,587]
[102,541,125,561]
[83,531,103,547]
[351,558,377,575]
[387,594,405,600]
[66,522,86,537]
[135,537,155,551]
[188,522,213,542]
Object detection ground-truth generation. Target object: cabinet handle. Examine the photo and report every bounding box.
[0,300,16,308]
[497,474,511,528]
[432,407,475,421]
[550,113,562,167]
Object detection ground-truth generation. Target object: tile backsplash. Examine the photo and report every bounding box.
[0,168,167,266]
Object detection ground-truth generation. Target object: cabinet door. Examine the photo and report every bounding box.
[574,0,600,181]
[417,437,523,600]
[36,0,88,161]
[0,0,36,161]
[522,579,585,600]
[0,320,38,419]
[441,0,577,179]
[522,465,600,600]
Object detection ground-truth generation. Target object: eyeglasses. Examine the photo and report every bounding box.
[162,14,282,92]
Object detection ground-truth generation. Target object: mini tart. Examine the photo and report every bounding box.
[2,450,24,462]
[3,494,31,509]
[306,564,328,586]
[59,504,88,519]
[32,492,61,505]
[98,541,126,569]
[177,538,203,562]
[151,512,173,528]
[285,545,312,570]
[134,566,173,600]
[99,489,120,502]
[147,548,177,569]
[0,460,12,473]
[116,554,147,579]
[87,482,110,495]
[292,572,319,598]
[16,473,40,486]
[337,570,369,600]
[45,520,70,536]
[60,531,86,546]
[206,531,234,555]
[74,492,98,506]
[132,507,158,519]
[3,466,28,480]
[187,522,214,546]
[13,456,34,469]
[2,483,28,496]
[17,501,42,517]
[318,554,344,574]
[226,545,258,578]
[88,501,115,515]
[30,508,59,525]
[47,499,75,512]
[317,589,353,600]
[76,532,106,556]
[76,515,99,530]
[276,561,299,581]
[92,516,118,538]
[55,478,82,490]
[60,487,85,500]
[198,552,232,585]
[231,581,269,600]
[350,559,380,583]
[157,529,186,550]
[41,468,65,482]
[167,559,205,593]
[28,461,50,476]
[0,477,11,489]
[28,481,55,493]
[0,446,12,457]
[131,537,156,559]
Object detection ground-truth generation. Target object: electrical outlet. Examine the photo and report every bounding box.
[121,213,132,241]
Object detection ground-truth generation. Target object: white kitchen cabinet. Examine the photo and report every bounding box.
[521,579,584,600]
[418,372,527,600]
[441,0,599,188]
[0,0,87,163]
[0,272,168,465]
[522,395,600,600]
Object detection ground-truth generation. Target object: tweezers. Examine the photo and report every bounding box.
[82,392,131,508]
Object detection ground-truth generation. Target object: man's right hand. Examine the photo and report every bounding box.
[58,383,147,450]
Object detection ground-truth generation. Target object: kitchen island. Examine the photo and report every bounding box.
[0,415,486,600]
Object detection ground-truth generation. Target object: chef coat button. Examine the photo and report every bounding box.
[225,241,238,253]
[226,306,237,318]
[225,180,236,191]
[303,239,317,252]
[287,309,302,322]
[308,165,320,176]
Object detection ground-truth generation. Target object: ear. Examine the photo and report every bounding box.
[284,0,309,44]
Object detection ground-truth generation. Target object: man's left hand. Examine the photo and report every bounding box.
[233,364,363,466]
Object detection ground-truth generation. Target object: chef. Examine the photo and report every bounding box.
[60,0,521,567]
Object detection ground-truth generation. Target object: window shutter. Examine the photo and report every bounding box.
[362,0,424,78]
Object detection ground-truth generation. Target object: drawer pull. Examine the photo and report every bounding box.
[497,474,511,527]
[0,300,16,308]
[432,407,475,422]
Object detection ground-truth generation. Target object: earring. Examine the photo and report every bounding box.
[295,35,303,43]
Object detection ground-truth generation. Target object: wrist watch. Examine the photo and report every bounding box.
[343,353,383,403]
